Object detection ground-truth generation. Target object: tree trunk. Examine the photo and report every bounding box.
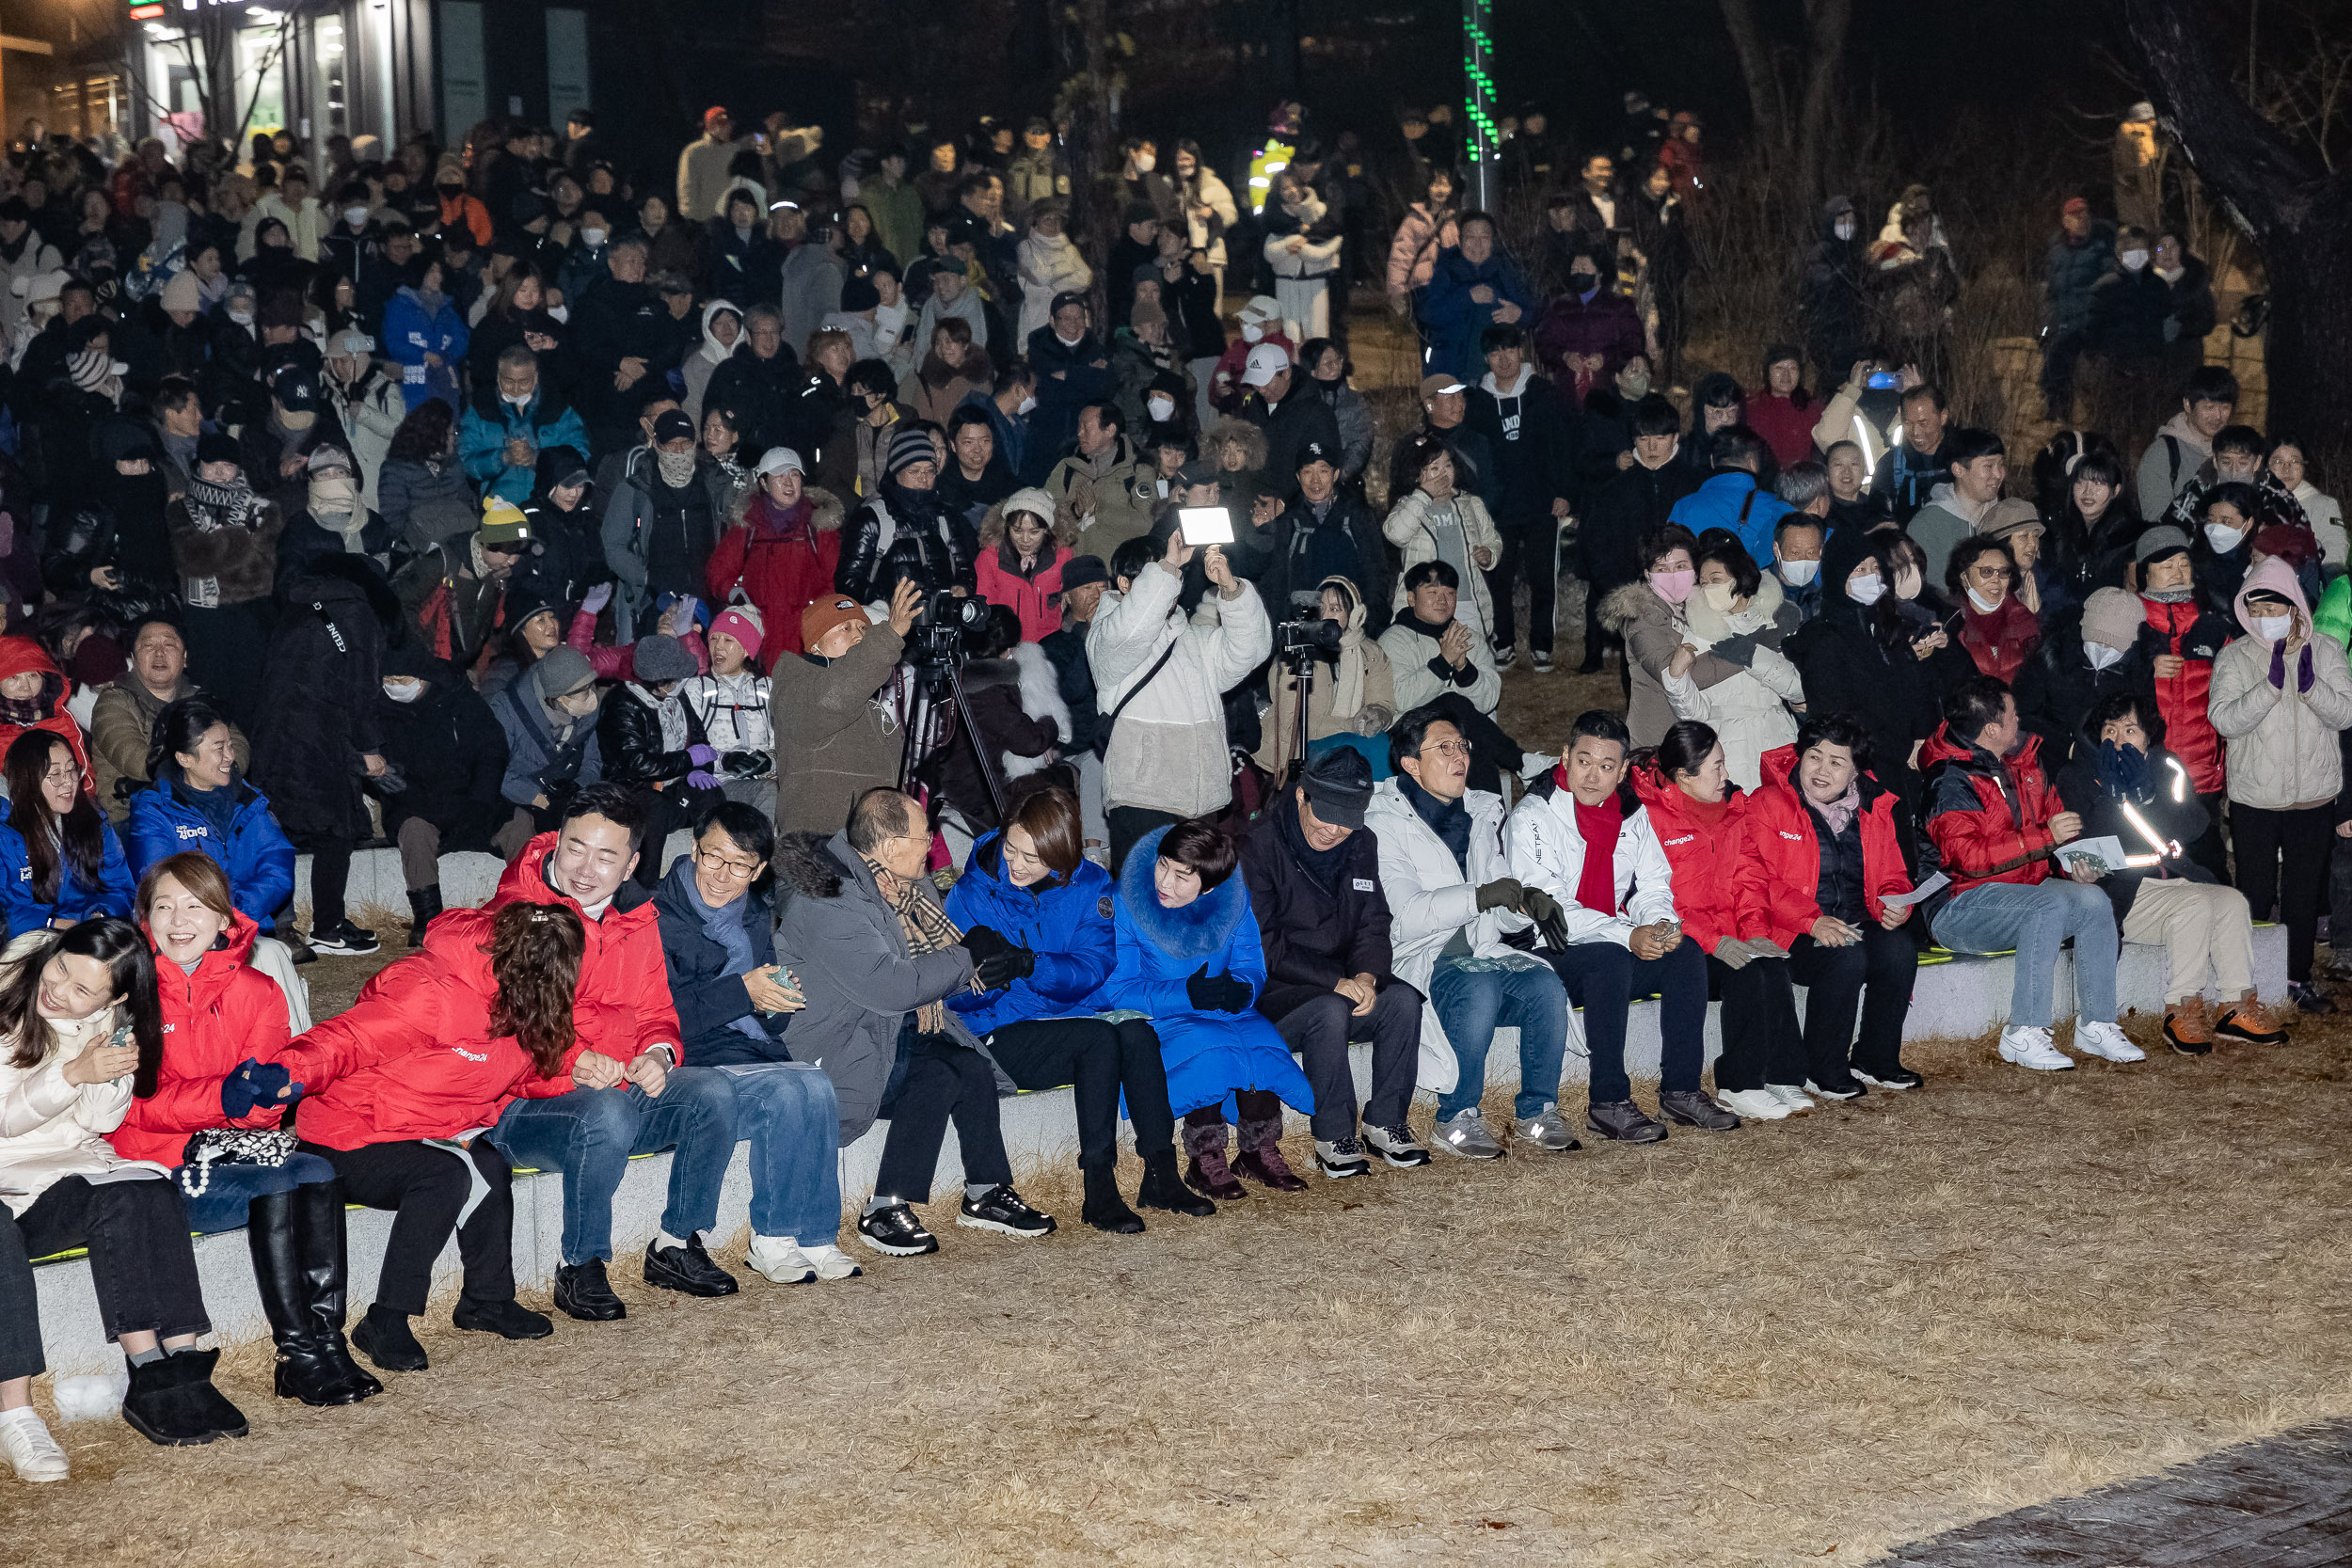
[1715,0,1788,157]
[1795,0,1855,202]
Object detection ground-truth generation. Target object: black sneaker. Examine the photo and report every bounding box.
[958,1184,1057,1239]
[453,1297,554,1338]
[309,921,381,957]
[644,1235,739,1298]
[1585,1099,1667,1144]
[2290,981,2335,1015]
[552,1259,627,1321]
[1657,1088,1741,1131]
[1313,1135,1372,1178]
[1804,1075,1867,1101]
[351,1304,429,1371]
[857,1201,940,1256]
[1852,1066,1924,1090]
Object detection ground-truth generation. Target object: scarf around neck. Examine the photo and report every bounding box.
[185,474,263,532]
[1810,780,1862,835]
[862,852,963,1033]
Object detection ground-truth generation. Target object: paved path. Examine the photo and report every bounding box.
[1883,1418,2352,1565]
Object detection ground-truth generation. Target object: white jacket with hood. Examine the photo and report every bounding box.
[1087,559,1270,817]
[1661,572,1805,791]
[1505,778,1680,947]
[2209,558,2352,811]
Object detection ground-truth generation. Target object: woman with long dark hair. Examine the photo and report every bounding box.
[0,919,251,1466]
[375,399,480,554]
[0,729,134,941]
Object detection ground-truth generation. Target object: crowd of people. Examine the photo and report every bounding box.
[0,93,2333,1485]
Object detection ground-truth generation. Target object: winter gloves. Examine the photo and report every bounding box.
[686,742,720,790]
[1185,964,1253,1013]
[974,944,1038,990]
[1474,878,1525,911]
[1711,936,1790,969]
[220,1058,296,1119]
[1518,887,1569,950]
[720,751,773,779]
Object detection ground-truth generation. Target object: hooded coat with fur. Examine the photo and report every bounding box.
[705,483,847,657]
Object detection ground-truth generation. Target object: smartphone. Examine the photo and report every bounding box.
[1866,370,1901,390]
[1176,506,1235,546]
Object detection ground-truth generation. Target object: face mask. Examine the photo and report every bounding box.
[2255,614,2292,642]
[1648,567,1696,604]
[1894,565,1923,600]
[582,227,608,247]
[2205,522,2246,553]
[1701,579,1737,612]
[1966,586,2004,614]
[1835,218,1857,241]
[382,679,425,703]
[1017,395,1038,416]
[343,206,370,228]
[1148,394,1174,421]
[228,308,254,325]
[1571,271,1597,295]
[2120,248,2149,273]
[1241,323,1263,343]
[1133,152,1156,173]
[1617,369,1650,398]
[1848,573,1885,606]
[503,390,532,407]
[657,449,700,486]
[547,304,569,325]
[1776,556,1819,586]
[308,473,358,513]
[2086,641,2125,671]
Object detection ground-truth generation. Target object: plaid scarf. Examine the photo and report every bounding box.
[863,853,963,1034]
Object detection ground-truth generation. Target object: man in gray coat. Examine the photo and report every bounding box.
[772,787,1054,1258]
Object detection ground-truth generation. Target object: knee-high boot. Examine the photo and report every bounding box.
[294,1179,380,1402]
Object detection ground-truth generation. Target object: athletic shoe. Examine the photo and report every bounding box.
[1804,1075,1867,1101]
[1851,1066,1923,1090]
[0,1409,68,1481]
[746,1235,818,1285]
[1657,1089,1741,1131]
[1716,1088,1791,1121]
[1362,1123,1432,1167]
[1996,1024,2074,1071]
[644,1234,739,1297]
[307,921,380,957]
[554,1259,628,1320]
[1493,642,1519,671]
[802,1243,864,1281]
[1314,1136,1372,1178]
[1513,1101,1583,1151]
[1433,1107,1505,1159]
[2291,981,2335,1015]
[958,1184,1057,1239]
[2212,994,2288,1048]
[1530,650,1554,673]
[1765,1083,1816,1113]
[2072,1020,2146,1063]
[857,1202,939,1256]
[352,1304,429,1370]
[451,1297,552,1338]
[1584,1099,1668,1144]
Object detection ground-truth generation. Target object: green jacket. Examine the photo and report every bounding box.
[2315,574,2352,651]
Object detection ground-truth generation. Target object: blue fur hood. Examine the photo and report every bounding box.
[1117,824,1244,963]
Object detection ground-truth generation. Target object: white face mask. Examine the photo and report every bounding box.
[1133,152,1156,174]
[547,304,569,324]
[582,227,608,247]
[1701,579,1738,612]
[228,308,254,325]
[1848,573,1885,606]
[2086,641,2124,671]
[1147,394,1175,421]
[2255,614,2292,642]
[1776,556,1819,586]
[1966,587,2004,614]
[343,206,370,228]
[1834,218,1857,241]
[2120,248,2149,273]
[382,679,425,703]
[1241,322,1263,343]
[2205,522,2246,553]
[1017,395,1038,416]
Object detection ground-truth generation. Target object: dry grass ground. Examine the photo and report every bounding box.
[6,1013,2348,1565]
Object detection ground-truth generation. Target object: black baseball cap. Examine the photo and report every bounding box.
[1300,747,1374,830]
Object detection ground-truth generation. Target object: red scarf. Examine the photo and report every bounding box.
[1559,771,1624,915]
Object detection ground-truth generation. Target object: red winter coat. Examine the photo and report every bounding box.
[1744,394,1818,469]
[0,638,91,793]
[1740,744,1915,947]
[1919,723,2061,898]
[1627,760,1749,951]
[2137,594,2228,795]
[106,912,294,1165]
[705,489,845,658]
[975,547,1068,643]
[1956,594,2042,685]
[277,921,572,1150]
[479,832,682,1068]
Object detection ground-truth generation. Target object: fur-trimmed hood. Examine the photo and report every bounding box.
[1205,416,1268,472]
[774,829,854,900]
[1116,822,1245,962]
[1597,579,1675,637]
[730,482,847,535]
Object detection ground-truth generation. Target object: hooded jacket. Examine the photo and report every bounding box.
[1420,244,1538,383]
[0,793,135,940]
[1668,468,1794,578]
[105,912,291,1164]
[0,639,91,793]
[1087,560,1273,817]
[1658,574,1806,792]
[1917,723,2062,906]
[1800,198,1869,375]
[125,764,296,923]
[1505,769,1679,946]
[1740,744,1914,946]
[1383,486,1503,634]
[2209,557,2352,811]
[771,622,908,837]
[492,673,603,811]
[479,833,681,1066]
[942,830,1117,1038]
[248,557,393,845]
[1784,528,1943,803]
[374,650,508,846]
[600,443,738,602]
[456,379,591,505]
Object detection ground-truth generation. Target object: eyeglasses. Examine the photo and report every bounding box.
[693,848,761,879]
[1419,740,1471,759]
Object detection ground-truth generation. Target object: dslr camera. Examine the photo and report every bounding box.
[1272,610,1344,658]
[908,590,990,669]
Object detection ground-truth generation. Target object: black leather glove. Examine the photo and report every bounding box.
[1475,877,1525,911]
[958,925,1012,967]
[1518,887,1570,950]
[1187,967,1252,1013]
[973,944,1037,990]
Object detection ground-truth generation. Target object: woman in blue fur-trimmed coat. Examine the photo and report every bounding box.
[1100,818,1314,1200]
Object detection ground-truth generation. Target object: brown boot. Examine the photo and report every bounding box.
[1232,1116,1309,1193]
[2162,994,2213,1056]
[2213,991,2290,1047]
[1182,1120,1245,1201]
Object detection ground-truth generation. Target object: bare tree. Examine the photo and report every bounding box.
[1713,0,1858,199]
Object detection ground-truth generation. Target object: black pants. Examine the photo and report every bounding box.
[1108,806,1182,874]
[1261,980,1421,1140]
[2232,800,2332,983]
[1786,926,1918,1081]
[1484,515,1560,656]
[2187,790,2230,883]
[2040,326,2090,417]
[289,835,353,930]
[1580,576,1623,668]
[1422,691,1527,797]
[309,1137,516,1315]
[629,784,711,890]
[874,1031,1014,1201]
[1705,954,1805,1092]
[985,1016,1176,1168]
[0,1176,210,1380]
[1545,938,1708,1102]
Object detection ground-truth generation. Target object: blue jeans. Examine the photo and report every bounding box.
[717,1063,842,1243]
[1931,879,2118,1028]
[1429,955,1571,1121]
[171,1151,339,1234]
[489,1068,739,1265]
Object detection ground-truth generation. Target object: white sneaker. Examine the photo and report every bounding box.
[2073,1021,2146,1063]
[801,1243,865,1281]
[1998,1024,2075,1071]
[1716,1088,1791,1120]
[0,1408,67,1482]
[1764,1083,1816,1114]
[746,1235,817,1284]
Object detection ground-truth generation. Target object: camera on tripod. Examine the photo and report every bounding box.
[1272,610,1344,660]
[908,590,990,669]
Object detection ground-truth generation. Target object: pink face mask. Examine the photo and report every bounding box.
[1649,567,1697,604]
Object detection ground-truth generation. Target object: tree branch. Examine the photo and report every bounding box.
[2123,0,2333,234]
[1716,0,1788,156]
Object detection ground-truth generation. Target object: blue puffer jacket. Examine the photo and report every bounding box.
[456,384,593,505]
[1420,245,1538,383]
[0,800,135,940]
[943,832,1116,1037]
[1095,824,1312,1118]
[124,766,297,923]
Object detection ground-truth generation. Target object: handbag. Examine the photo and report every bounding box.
[179,1127,300,1197]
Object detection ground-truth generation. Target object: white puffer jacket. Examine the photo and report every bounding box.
[1087,561,1271,817]
[0,935,160,1217]
[2209,562,2352,811]
[1661,574,1805,791]
[1504,777,1679,947]
[1382,487,1502,635]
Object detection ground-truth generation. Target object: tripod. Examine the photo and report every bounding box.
[1278,644,1320,791]
[897,654,1009,828]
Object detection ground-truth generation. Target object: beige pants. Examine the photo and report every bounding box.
[2122,879,2256,1003]
[248,935,314,1035]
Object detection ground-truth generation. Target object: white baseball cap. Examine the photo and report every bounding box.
[1237,294,1280,325]
[756,447,805,478]
[1240,342,1292,388]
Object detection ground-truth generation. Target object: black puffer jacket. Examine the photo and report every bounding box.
[248,556,397,845]
[595,681,708,788]
[914,654,1059,832]
[836,482,979,604]
[373,646,509,848]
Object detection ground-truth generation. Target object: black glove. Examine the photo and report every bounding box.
[959,925,1013,967]
[1186,964,1252,1012]
[974,944,1037,990]
[1475,877,1525,911]
[1708,633,1757,669]
[219,1058,294,1119]
[1519,887,1570,950]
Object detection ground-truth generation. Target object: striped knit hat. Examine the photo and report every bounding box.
[885,425,939,479]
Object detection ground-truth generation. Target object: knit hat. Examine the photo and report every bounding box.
[503,578,560,636]
[1131,297,1167,334]
[2135,524,2192,566]
[159,269,201,314]
[1059,554,1109,590]
[704,104,731,126]
[885,425,939,478]
[1978,498,2043,541]
[222,277,258,309]
[2078,587,2144,652]
[533,645,596,700]
[999,486,1055,529]
[632,633,698,684]
[1300,746,1374,830]
[801,594,868,650]
[710,604,765,659]
[479,497,532,548]
[434,152,466,186]
[755,447,803,478]
[840,275,882,311]
[1241,342,1290,388]
[196,432,241,467]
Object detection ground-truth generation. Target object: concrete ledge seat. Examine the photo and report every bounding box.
[32,923,2284,1377]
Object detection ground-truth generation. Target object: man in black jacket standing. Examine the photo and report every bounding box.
[1577,394,1696,672]
[1465,323,1575,673]
[1262,440,1391,632]
[1237,750,1428,1179]
[1239,344,1339,508]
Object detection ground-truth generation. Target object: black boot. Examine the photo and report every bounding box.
[1136,1148,1216,1217]
[171,1347,251,1437]
[119,1354,216,1446]
[352,1303,429,1372]
[1080,1164,1145,1234]
[293,1180,381,1402]
[246,1190,357,1405]
[405,885,443,949]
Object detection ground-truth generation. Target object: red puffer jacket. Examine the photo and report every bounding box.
[107,912,294,1165]
[1627,760,1750,952]
[278,920,572,1150]
[1957,594,2042,685]
[1919,723,2061,898]
[2137,594,2229,794]
[1740,744,1915,947]
[478,833,682,1068]
[0,637,92,793]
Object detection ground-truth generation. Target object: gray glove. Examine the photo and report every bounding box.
[1353,703,1395,737]
[1744,936,1789,959]
[1712,937,1754,970]
[1708,633,1758,669]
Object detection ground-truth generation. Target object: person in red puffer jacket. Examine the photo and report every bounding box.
[0,636,92,794]
[704,449,846,657]
[1742,346,1819,470]
[281,899,581,1374]
[2132,525,2232,877]
[1742,721,1923,1098]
